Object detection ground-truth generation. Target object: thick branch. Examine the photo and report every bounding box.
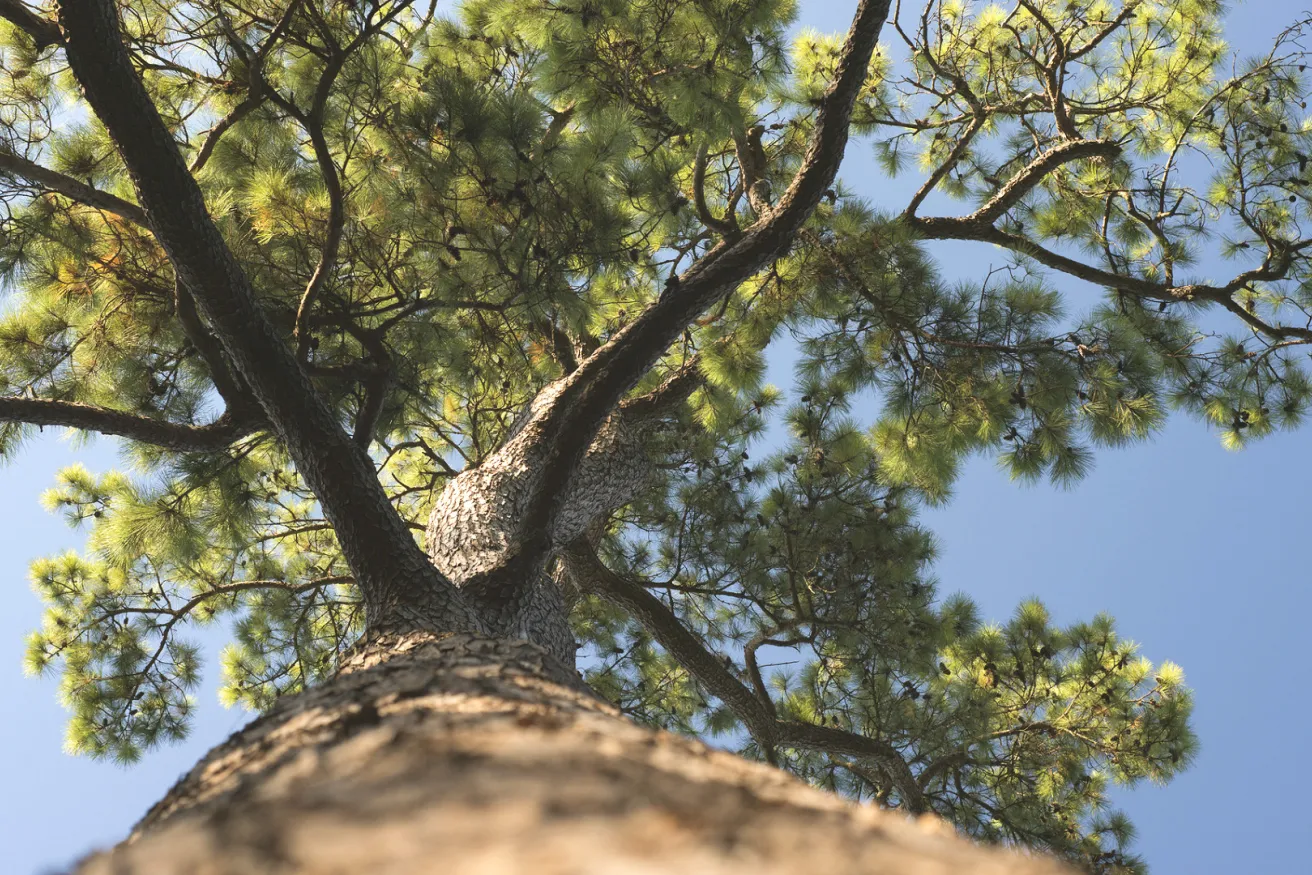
[774,720,923,812]
[534,319,580,373]
[57,0,477,633]
[562,541,926,813]
[498,0,893,585]
[352,353,392,448]
[619,357,705,420]
[0,397,258,451]
[0,0,60,49]
[734,125,771,215]
[908,215,1177,296]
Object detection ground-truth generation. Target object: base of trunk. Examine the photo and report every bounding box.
[74,633,1069,874]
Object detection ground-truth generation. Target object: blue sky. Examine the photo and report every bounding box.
[2,2,1308,872]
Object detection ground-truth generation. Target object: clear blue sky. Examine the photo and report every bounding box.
[2,2,1308,872]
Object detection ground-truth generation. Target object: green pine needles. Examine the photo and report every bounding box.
[5,0,1311,871]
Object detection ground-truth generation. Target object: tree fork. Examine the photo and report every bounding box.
[431,0,896,627]
[423,358,709,662]
[426,381,658,663]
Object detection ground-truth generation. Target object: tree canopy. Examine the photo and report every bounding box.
[4,0,1309,872]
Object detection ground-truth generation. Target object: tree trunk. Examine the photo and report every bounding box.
[73,633,1070,875]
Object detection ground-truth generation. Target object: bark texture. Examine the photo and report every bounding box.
[73,634,1072,875]
[425,382,654,664]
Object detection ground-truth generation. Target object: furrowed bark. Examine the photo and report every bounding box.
[425,382,656,664]
[73,633,1073,875]
[424,352,706,663]
[56,0,477,634]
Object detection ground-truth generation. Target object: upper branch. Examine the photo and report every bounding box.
[0,149,147,225]
[693,143,738,236]
[260,60,349,360]
[56,0,477,633]
[506,0,894,573]
[250,3,413,359]
[942,137,1121,226]
[0,397,259,451]
[910,215,1312,344]
[618,357,705,420]
[0,0,60,49]
[0,150,251,406]
[190,2,302,174]
[904,115,984,218]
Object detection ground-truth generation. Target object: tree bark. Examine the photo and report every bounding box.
[72,633,1071,875]
[425,381,655,665]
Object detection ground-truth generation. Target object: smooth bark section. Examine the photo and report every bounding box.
[76,633,1072,875]
[55,0,476,633]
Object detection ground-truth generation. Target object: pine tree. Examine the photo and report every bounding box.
[2,0,1304,871]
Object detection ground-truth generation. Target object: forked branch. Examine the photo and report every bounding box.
[0,0,60,49]
[500,0,896,584]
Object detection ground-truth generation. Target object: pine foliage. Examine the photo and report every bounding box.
[6,1,1311,871]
